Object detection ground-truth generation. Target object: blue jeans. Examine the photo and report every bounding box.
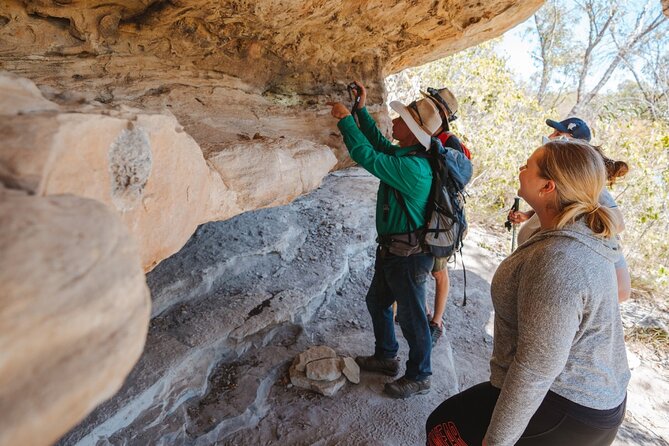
[366,247,434,381]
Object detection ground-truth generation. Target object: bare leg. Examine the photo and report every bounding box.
[431,268,449,327]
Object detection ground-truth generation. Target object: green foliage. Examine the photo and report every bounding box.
[596,118,669,288]
[386,41,669,290]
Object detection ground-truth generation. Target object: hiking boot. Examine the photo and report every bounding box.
[429,321,443,347]
[384,376,431,399]
[355,355,400,377]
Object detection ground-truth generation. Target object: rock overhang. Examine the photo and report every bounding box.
[1,1,545,146]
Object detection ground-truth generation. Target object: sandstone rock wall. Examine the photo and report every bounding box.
[0,187,151,446]
[0,71,336,446]
[0,72,337,270]
[0,0,544,155]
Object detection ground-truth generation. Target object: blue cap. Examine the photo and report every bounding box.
[546,117,592,142]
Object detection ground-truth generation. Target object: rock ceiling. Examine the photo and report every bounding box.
[0,1,544,151]
[2,1,543,87]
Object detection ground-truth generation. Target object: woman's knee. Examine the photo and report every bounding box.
[426,382,499,445]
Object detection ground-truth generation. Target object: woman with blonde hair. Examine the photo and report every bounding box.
[509,118,631,301]
[426,139,630,446]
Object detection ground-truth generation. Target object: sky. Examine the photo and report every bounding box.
[497,20,535,84]
[495,0,666,93]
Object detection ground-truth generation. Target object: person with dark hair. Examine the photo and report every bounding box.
[427,139,630,446]
[422,87,465,347]
[508,117,631,302]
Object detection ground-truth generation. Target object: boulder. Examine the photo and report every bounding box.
[0,73,337,271]
[0,187,151,446]
[289,347,355,396]
[294,346,337,372]
[342,357,361,384]
[289,364,347,397]
[312,375,348,397]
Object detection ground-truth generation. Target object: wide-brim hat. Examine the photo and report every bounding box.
[389,98,443,149]
[421,87,458,117]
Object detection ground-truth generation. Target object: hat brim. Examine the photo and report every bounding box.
[546,119,569,133]
[389,101,431,149]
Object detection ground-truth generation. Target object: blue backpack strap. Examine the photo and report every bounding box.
[442,132,463,153]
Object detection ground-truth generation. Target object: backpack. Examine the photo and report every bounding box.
[391,136,473,303]
[439,131,472,161]
[421,137,471,258]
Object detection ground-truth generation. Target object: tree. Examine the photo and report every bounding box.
[528,0,668,117]
[570,0,669,115]
[618,30,669,121]
[529,0,579,106]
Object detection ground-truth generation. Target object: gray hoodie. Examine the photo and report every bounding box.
[485,220,630,446]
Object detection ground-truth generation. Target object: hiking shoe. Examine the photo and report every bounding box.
[384,376,431,399]
[429,321,443,347]
[355,355,400,377]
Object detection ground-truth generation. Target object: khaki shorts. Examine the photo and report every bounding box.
[432,256,448,273]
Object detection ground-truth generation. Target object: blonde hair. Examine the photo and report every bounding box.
[537,140,618,237]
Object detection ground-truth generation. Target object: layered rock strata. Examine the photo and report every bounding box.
[1,72,337,270]
[0,1,545,156]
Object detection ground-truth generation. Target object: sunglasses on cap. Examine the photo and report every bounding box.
[408,101,424,126]
[542,135,568,144]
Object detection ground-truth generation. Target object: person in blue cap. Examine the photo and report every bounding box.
[508,117,631,302]
[545,117,592,142]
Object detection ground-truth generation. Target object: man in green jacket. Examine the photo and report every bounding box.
[328,82,446,398]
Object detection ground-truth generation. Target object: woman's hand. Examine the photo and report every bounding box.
[353,80,367,108]
[327,102,351,120]
[507,210,534,224]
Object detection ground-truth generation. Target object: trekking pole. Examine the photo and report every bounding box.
[504,197,520,253]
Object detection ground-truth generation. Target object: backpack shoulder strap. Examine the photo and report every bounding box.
[391,187,415,234]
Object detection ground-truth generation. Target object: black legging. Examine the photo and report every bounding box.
[426,382,625,446]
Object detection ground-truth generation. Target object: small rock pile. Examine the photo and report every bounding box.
[289,346,360,396]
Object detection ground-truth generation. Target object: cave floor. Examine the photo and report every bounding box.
[63,169,668,446]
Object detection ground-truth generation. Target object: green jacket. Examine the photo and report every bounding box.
[337,107,432,236]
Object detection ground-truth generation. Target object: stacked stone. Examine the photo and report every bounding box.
[289,346,360,396]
